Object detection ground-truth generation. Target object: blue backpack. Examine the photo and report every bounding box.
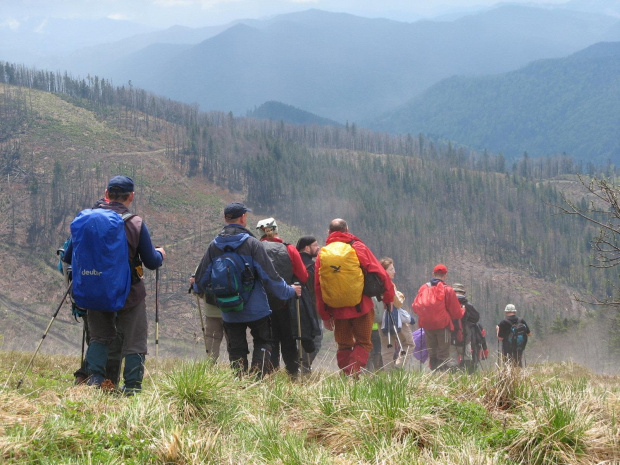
[203,240,255,312]
[70,209,134,312]
[507,319,528,353]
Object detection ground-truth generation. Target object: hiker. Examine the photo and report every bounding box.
[450,283,482,373]
[397,306,416,369]
[376,257,413,370]
[412,264,464,371]
[256,218,308,376]
[296,235,323,372]
[193,202,301,377]
[57,197,124,386]
[497,304,532,367]
[63,176,166,394]
[315,218,394,376]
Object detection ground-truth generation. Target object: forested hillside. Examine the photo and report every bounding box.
[247,101,341,127]
[371,41,620,164]
[1,62,617,372]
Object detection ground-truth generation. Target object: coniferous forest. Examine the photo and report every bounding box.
[1,62,618,372]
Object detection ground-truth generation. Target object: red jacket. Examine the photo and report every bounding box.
[315,231,394,320]
[413,280,464,331]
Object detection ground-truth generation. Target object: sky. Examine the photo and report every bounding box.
[1,0,581,29]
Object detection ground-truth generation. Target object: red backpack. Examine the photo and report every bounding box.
[412,282,450,330]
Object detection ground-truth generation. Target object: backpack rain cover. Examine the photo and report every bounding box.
[70,209,131,312]
[318,241,364,308]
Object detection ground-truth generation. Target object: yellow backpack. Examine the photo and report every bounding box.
[318,241,364,308]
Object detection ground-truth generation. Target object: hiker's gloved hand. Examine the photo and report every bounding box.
[482,349,489,360]
[72,304,86,319]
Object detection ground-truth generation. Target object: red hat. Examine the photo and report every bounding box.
[433,264,448,274]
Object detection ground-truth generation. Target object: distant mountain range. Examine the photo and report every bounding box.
[370,41,620,163]
[51,5,619,124]
[3,5,620,163]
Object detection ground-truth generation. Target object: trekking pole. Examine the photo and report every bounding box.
[155,267,160,364]
[497,339,501,369]
[80,321,86,367]
[294,283,304,376]
[388,307,406,356]
[386,305,392,349]
[194,293,209,355]
[17,284,71,389]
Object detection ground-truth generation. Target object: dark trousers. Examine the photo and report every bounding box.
[502,350,525,367]
[269,299,299,375]
[223,315,273,376]
[74,314,123,384]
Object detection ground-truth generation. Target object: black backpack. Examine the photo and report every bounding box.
[506,319,528,353]
[362,270,386,300]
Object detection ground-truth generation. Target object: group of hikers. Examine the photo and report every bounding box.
[56,175,532,393]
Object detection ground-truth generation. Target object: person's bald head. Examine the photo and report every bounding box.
[329,218,348,233]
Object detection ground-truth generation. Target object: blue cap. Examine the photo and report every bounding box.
[107,175,134,193]
[224,202,251,219]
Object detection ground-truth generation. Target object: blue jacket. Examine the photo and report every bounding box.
[193,224,295,323]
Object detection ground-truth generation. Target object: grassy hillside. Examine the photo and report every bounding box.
[1,351,618,464]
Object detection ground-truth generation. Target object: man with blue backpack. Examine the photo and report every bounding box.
[192,202,301,377]
[63,176,165,394]
[497,304,532,367]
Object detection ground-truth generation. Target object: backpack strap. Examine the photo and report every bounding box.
[348,240,363,313]
[120,212,141,282]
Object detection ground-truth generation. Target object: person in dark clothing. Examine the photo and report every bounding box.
[256,218,308,376]
[451,283,481,373]
[64,176,165,394]
[497,304,532,367]
[60,197,124,386]
[193,203,301,377]
[296,235,322,373]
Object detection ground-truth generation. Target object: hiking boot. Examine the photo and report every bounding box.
[119,384,141,396]
[74,374,87,385]
[85,342,109,380]
[86,374,105,387]
[123,353,145,392]
[336,348,353,371]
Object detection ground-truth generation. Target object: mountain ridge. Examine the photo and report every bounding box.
[369,41,620,163]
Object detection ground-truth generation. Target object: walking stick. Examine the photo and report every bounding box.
[194,293,209,355]
[497,339,501,368]
[17,284,71,388]
[387,307,406,356]
[80,320,86,367]
[294,283,304,376]
[386,305,392,349]
[155,267,160,364]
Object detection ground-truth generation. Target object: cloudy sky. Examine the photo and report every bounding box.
[2,0,577,29]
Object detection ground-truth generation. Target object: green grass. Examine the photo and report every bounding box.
[1,352,618,464]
